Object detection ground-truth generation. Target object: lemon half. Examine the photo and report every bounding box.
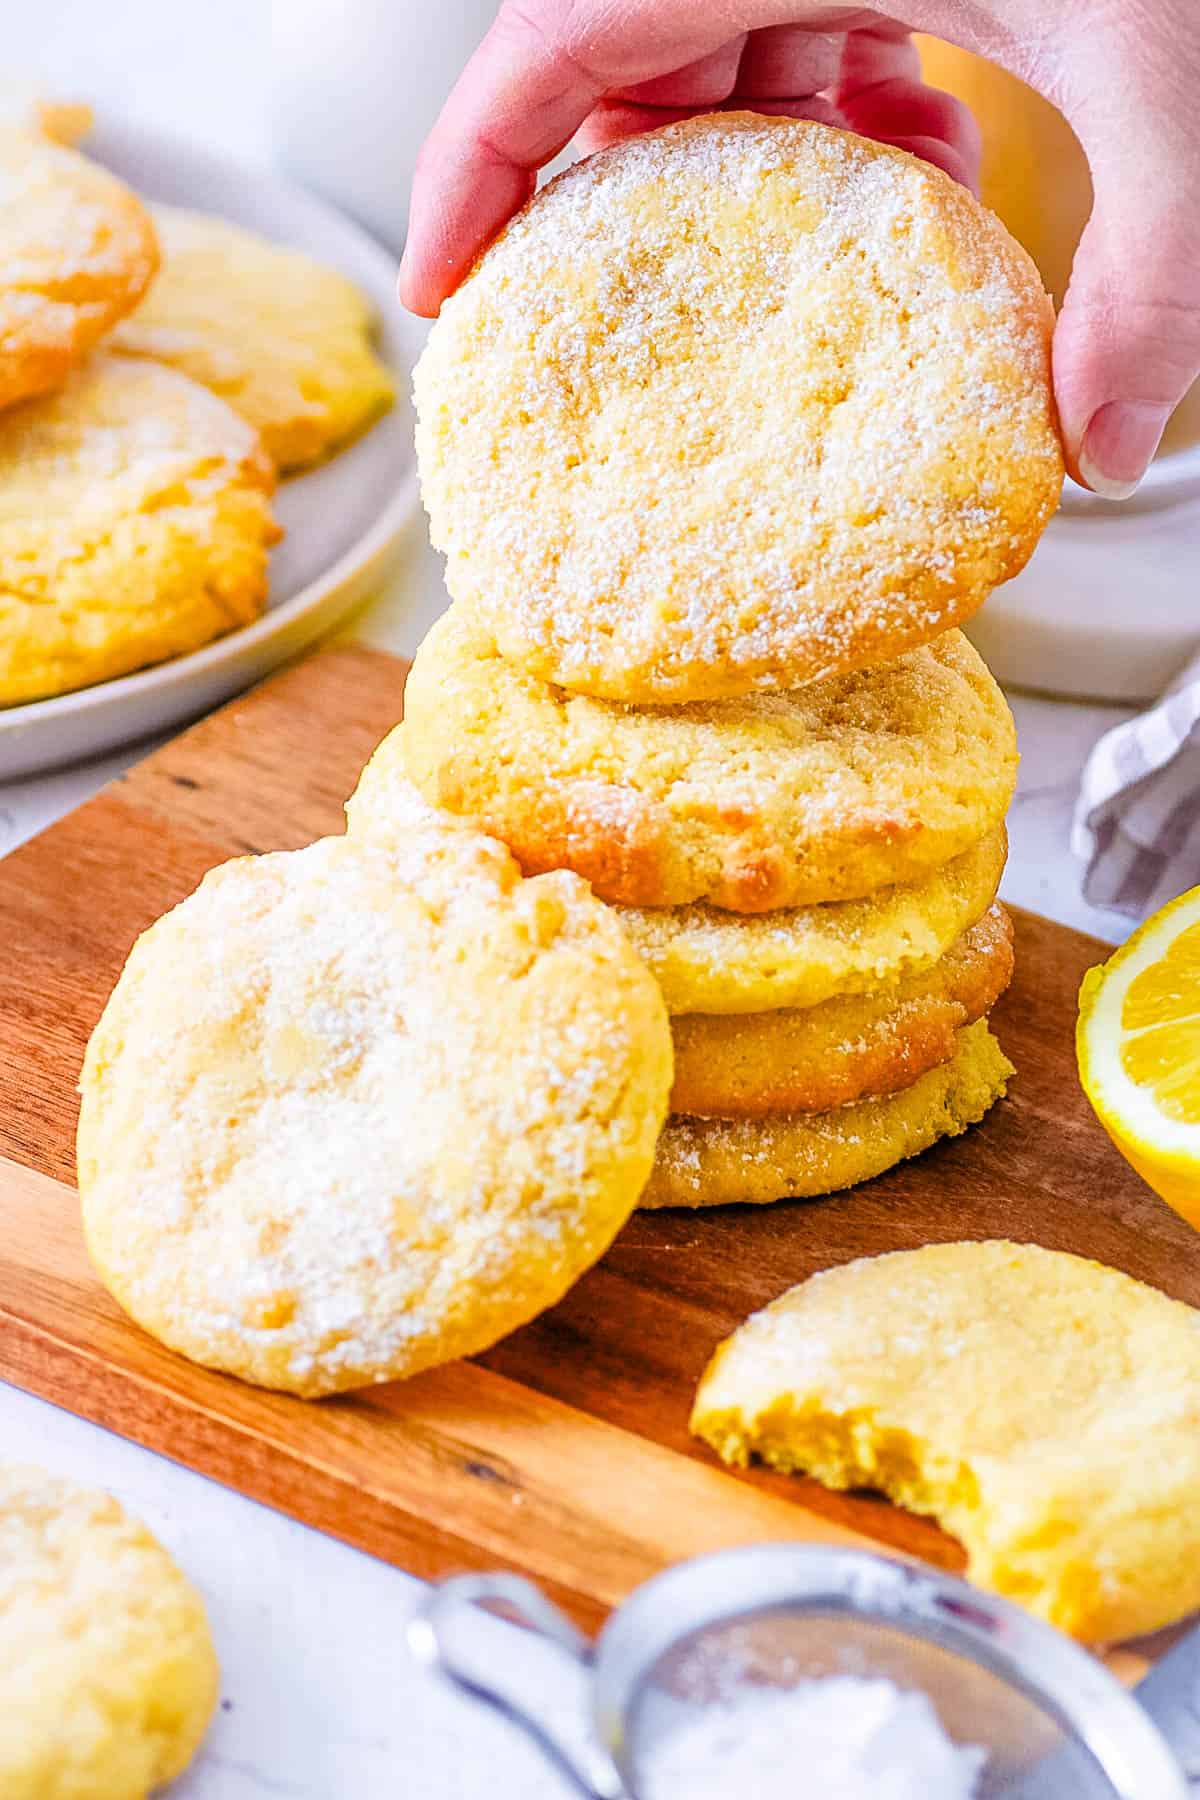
[1078,886,1200,1227]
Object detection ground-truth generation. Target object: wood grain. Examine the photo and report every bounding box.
[0,642,1193,1647]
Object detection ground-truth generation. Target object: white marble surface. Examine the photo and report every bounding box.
[0,8,1148,1797]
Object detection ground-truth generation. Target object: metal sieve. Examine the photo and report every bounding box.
[408,1545,1191,1798]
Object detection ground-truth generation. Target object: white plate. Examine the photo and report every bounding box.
[0,120,425,781]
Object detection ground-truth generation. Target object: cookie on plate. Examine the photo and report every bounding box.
[692,1240,1200,1641]
[613,827,1006,1016]
[78,794,672,1396]
[0,126,157,410]
[392,606,1017,911]
[415,112,1062,704]
[0,353,280,706]
[644,1019,1012,1207]
[0,1464,217,1797]
[110,206,395,470]
[670,904,1012,1117]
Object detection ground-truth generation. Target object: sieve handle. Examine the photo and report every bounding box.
[408,1574,627,1798]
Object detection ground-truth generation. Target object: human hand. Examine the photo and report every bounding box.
[399,1,1200,497]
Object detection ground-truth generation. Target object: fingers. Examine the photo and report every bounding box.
[612,40,747,109]
[734,23,844,97]
[399,1,883,312]
[1053,165,1200,493]
[837,28,981,192]
[863,129,978,191]
[578,23,845,158]
[399,0,758,314]
[577,93,842,155]
[399,5,598,315]
[578,36,747,156]
[1013,0,1200,492]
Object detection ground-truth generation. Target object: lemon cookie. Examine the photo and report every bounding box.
[671,904,1012,1117]
[78,798,672,1397]
[0,127,157,410]
[615,827,1006,1016]
[692,1241,1200,1641]
[0,353,279,705]
[415,113,1062,704]
[391,607,1018,911]
[644,1019,1011,1207]
[110,206,395,470]
[0,1464,218,1797]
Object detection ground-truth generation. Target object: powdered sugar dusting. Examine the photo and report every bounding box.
[616,827,1007,1015]
[394,604,1017,912]
[415,114,1061,701]
[77,796,671,1395]
[642,1677,985,1800]
[0,126,157,395]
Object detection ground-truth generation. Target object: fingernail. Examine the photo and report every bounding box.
[1078,400,1172,498]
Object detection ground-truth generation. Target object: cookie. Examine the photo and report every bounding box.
[110,206,395,470]
[392,606,1017,911]
[692,1240,1200,1641]
[0,126,157,410]
[415,113,1062,704]
[616,827,1006,1016]
[643,1019,1011,1207]
[0,353,280,705]
[0,1464,217,1797]
[671,904,1012,1117]
[78,798,672,1397]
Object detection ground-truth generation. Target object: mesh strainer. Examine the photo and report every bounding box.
[408,1545,1189,1798]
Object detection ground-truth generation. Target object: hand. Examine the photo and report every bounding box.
[399,1,1200,497]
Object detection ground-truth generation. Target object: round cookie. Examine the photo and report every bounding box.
[0,1464,218,1797]
[0,126,157,410]
[78,799,672,1397]
[415,112,1062,704]
[392,606,1018,911]
[671,904,1012,1117]
[644,1019,1011,1207]
[616,827,1006,1016]
[692,1240,1200,1642]
[110,206,395,471]
[0,353,280,706]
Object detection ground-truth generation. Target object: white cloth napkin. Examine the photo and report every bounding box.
[1073,645,1200,916]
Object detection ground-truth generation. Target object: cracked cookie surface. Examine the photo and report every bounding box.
[394,605,1017,910]
[79,791,672,1396]
[0,353,279,705]
[0,126,157,409]
[416,113,1061,703]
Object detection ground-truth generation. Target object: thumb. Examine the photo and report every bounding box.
[1053,144,1200,498]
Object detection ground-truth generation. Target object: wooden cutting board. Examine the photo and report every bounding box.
[1,643,1196,1651]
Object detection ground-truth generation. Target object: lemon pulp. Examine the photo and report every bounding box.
[1119,920,1200,1123]
[1077,887,1200,1228]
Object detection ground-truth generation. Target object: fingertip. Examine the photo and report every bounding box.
[401,154,537,315]
[397,259,441,320]
[1052,175,1200,493]
[1077,401,1172,499]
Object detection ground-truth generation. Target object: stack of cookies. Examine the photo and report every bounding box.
[353,610,1017,1207]
[350,113,1064,1208]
